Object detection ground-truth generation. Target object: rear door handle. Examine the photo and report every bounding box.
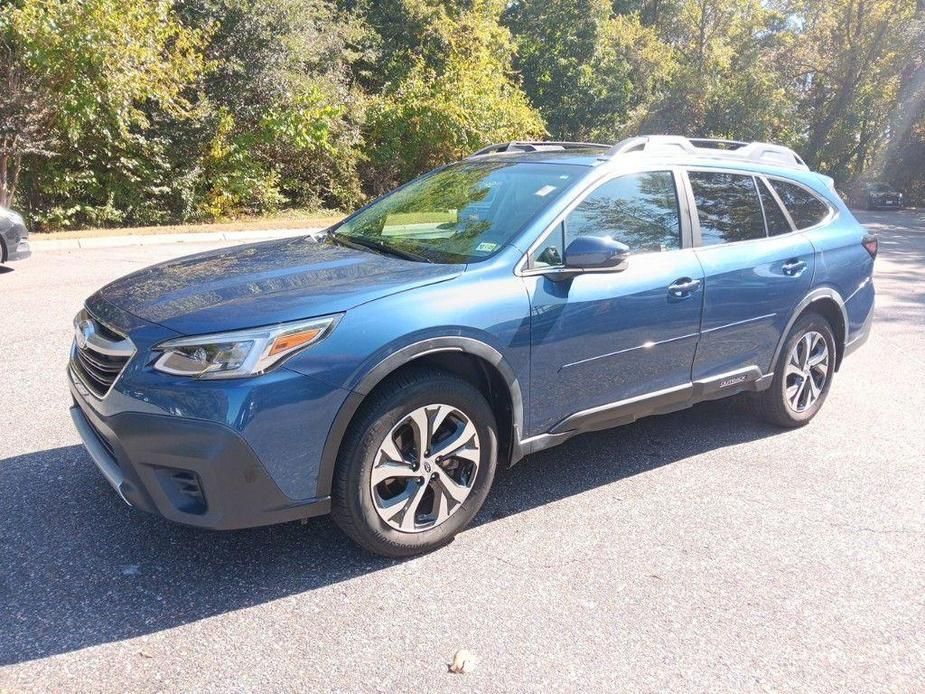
[782,259,807,276]
[668,277,702,298]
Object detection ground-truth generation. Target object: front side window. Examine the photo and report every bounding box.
[689,171,767,245]
[769,179,831,230]
[530,171,681,268]
[335,161,584,264]
[564,172,682,253]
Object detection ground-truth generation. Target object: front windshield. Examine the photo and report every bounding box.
[334,161,585,263]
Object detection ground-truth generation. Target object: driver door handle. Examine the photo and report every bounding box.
[668,277,702,298]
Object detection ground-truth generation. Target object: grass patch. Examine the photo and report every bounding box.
[34,208,347,240]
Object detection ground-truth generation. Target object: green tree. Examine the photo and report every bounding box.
[363,0,545,194]
[782,0,923,180]
[636,0,798,142]
[876,0,925,200]
[504,1,676,141]
[0,0,207,223]
[177,0,372,217]
[504,0,612,138]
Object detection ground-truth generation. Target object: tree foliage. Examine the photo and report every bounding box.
[1,0,923,228]
[364,0,545,193]
[0,0,206,219]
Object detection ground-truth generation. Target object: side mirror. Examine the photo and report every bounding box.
[563,234,630,272]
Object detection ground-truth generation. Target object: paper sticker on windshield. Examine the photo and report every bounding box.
[534,185,557,197]
[476,242,498,252]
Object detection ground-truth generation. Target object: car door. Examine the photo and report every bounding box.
[684,169,816,381]
[522,169,705,436]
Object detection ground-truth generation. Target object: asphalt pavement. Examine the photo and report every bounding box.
[1,211,923,692]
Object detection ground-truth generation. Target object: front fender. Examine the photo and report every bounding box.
[287,268,532,497]
[311,335,526,498]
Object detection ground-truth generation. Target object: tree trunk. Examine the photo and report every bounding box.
[0,153,8,208]
[8,154,20,207]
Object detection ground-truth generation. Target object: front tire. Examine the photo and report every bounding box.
[331,367,498,557]
[751,312,836,428]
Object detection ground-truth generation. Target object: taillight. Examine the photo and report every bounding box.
[862,234,878,259]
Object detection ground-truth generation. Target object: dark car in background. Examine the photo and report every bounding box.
[865,182,904,210]
[0,206,30,264]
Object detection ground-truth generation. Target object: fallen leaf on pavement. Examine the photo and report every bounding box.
[449,649,476,674]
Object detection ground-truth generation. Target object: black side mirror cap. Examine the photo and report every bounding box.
[563,234,630,272]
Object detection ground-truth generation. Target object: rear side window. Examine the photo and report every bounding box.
[688,171,766,245]
[758,179,792,235]
[769,179,830,229]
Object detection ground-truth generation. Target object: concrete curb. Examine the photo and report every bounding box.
[30,227,323,251]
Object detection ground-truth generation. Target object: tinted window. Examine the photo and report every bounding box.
[758,179,792,235]
[530,222,565,268]
[689,171,766,245]
[337,161,583,264]
[770,179,830,229]
[564,171,681,252]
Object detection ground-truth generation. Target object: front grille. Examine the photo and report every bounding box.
[70,310,134,398]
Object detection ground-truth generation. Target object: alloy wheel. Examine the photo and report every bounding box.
[784,331,829,413]
[369,404,480,533]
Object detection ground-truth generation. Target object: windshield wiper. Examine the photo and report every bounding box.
[332,233,434,263]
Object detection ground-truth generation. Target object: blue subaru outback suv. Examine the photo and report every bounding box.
[69,136,876,556]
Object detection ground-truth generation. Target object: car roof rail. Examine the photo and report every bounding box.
[469,141,611,157]
[605,135,809,171]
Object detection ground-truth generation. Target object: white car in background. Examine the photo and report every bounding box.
[0,206,30,264]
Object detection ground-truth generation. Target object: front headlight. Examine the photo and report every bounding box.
[153,314,341,379]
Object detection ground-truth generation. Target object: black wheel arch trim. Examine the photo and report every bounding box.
[314,336,525,498]
[314,289,851,498]
[770,287,849,372]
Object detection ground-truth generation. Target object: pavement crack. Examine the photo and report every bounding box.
[822,521,923,536]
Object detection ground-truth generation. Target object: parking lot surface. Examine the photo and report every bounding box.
[1,211,923,692]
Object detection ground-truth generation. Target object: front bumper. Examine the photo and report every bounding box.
[7,238,30,261]
[70,394,331,530]
[2,222,30,261]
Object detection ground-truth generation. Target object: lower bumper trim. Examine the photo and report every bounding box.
[70,405,134,507]
[69,400,331,530]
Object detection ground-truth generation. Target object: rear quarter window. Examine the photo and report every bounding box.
[769,179,831,229]
[758,179,793,236]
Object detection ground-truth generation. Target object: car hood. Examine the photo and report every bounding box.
[100,235,464,334]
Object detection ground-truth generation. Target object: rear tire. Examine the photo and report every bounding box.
[331,367,497,557]
[751,312,836,428]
